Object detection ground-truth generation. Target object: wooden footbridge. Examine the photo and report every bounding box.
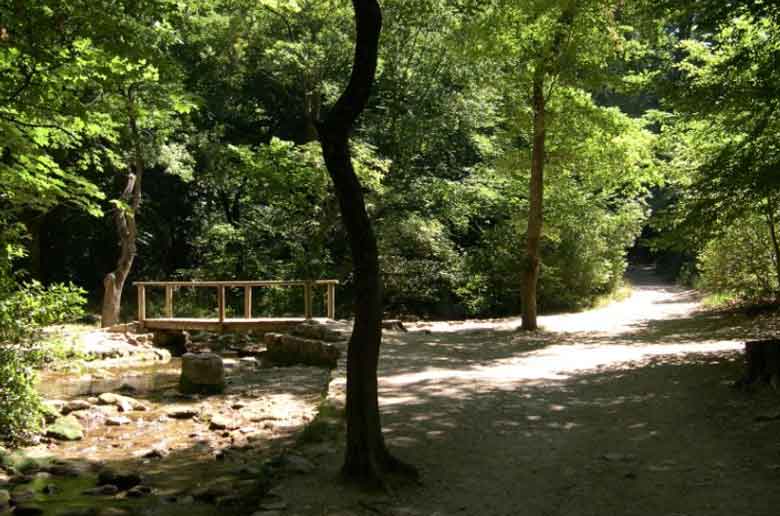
[134,280,338,333]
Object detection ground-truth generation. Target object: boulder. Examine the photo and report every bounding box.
[63,400,92,415]
[266,335,339,368]
[97,393,145,412]
[97,469,141,491]
[179,353,225,395]
[45,416,84,441]
[153,331,190,356]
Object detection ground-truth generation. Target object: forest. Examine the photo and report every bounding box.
[2,0,780,514]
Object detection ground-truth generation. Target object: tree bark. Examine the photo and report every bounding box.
[519,5,576,331]
[765,195,780,296]
[101,90,143,328]
[316,0,416,485]
[521,69,545,331]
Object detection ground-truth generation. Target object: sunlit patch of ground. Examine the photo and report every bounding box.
[278,271,780,516]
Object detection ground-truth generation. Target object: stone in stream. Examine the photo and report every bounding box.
[11,505,44,516]
[153,330,191,356]
[179,353,225,395]
[97,393,146,412]
[83,484,120,496]
[40,401,63,423]
[62,400,92,415]
[105,416,131,426]
[209,415,238,431]
[165,407,199,419]
[45,416,84,441]
[97,469,141,491]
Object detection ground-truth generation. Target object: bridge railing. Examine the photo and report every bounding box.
[132,280,339,324]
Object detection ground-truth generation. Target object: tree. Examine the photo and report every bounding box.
[317,0,416,484]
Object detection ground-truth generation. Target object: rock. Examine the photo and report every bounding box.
[83,484,119,496]
[266,335,340,368]
[239,357,258,368]
[283,455,315,474]
[191,481,233,503]
[12,505,43,516]
[63,400,92,415]
[97,469,141,491]
[136,444,169,459]
[97,393,145,412]
[46,416,84,441]
[382,319,407,332]
[105,416,131,426]
[179,353,225,395]
[126,485,152,498]
[10,486,35,503]
[98,509,131,516]
[165,407,199,419]
[258,500,287,511]
[154,331,190,356]
[602,453,637,462]
[210,415,239,431]
[46,464,81,477]
[40,402,62,423]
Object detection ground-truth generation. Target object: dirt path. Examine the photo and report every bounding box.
[282,270,780,516]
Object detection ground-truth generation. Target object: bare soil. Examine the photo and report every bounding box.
[279,269,780,516]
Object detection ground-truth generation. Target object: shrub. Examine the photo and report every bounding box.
[697,211,780,302]
[0,281,86,444]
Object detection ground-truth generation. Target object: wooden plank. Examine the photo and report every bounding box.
[164,286,173,318]
[218,286,226,323]
[304,281,312,319]
[142,317,309,333]
[327,283,336,319]
[133,279,339,288]
[244,286,252,319]
[137,285,146,322]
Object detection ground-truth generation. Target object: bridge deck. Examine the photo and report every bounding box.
[141,317,317,333]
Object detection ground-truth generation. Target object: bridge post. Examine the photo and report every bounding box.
[218,286,226,323]
[304,281,313,319]
[244,286,252,319]
[165,286,173,318]
[327,283,336,319]
[137,284,146,322]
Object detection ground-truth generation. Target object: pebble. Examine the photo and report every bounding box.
[210,415,239,431]
[97,469,141,491]
[106,416,131,426]
[126,485,152,497]
[63,400,92,414]
[283,455,315,474]
[165,407,199,419]
[83,484,120,496]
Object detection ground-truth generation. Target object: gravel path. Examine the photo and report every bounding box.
[282,270,780,516]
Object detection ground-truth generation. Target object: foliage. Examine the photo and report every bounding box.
[0,278,86,444]
[697,210,780,302]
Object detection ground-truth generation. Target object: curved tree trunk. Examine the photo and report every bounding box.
[521,70,545,331]
[101,90,143,328]
[317,0,416,485]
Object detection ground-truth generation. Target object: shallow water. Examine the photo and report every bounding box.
[37,360,182,399]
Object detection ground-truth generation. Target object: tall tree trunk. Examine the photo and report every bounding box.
[521,69,546,331]
[766,194,780,296]
[101,91,143,328]
[316,0,416,485]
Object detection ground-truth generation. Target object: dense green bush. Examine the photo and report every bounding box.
[0,279,86,444]
[697,211,780,302]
